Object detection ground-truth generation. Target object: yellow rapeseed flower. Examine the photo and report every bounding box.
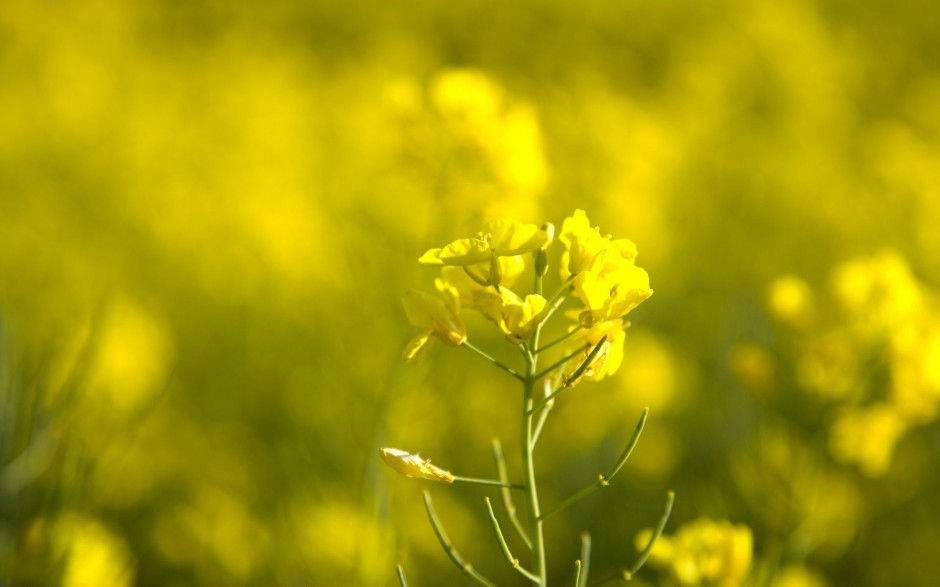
[402,279,466,363]
[574,263,653,327]
[379,448,455,484]
[475,287,549,344]
[418,218,552,266]
[558,210,653,327]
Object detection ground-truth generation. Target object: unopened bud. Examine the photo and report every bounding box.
[379,448,455,483]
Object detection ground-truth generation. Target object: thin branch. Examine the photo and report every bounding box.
[532,325,583,355]
[588,490,675,586]
[463,340,524,381]
[396,565,409,587]
[491,438,532,549]
[423,491,499,587]
[485,498,541,584]
[573,560,582,587]
[578,533,592,587]
[604,408,649,482]
[533,342,591,381]
[626,490,675,579]
[538,409,648,521]
[530,398,552,447]
[527,336,608,415]
[453,475,525,491]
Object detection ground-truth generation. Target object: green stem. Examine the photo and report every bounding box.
[396,565,409,587]
[604,408,649,481]
[463,340,524,381]
[530,396,552,447]
[539,478,606,522]
[578,533,592,587]
[627,491,675,579]
[532,325,583,355]
[588,490,675,586]
[539,408,648,522]
[528,336,608,415]
[573,561,582,587]
[423,491,498,587]
[534,343,591,381]
[523,266,548,586]
[485,498,541,584]
[452,475,525,491]
[492,438,532,549]
[545,274,576,308]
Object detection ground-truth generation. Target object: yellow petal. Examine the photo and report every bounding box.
[418,237,491,266]
[402,331,433,364]
[402,288,466,346]
[482,218,551,256]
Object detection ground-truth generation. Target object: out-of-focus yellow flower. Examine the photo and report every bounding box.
[729,343,776,399]
[828,403,907,477]
[52,514,134,587]
[475,287,549,344]
[418,218,551,266]
[768,274,814,328]
[379,447,455,483]
[402,279,466,363]
[771,564,830,587]
[831,251,922,325]
[636,517,753,587]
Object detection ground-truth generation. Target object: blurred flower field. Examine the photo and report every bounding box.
[1,0,939,585]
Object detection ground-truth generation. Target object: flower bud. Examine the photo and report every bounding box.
[379,448,455,483]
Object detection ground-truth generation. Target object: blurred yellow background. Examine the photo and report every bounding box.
[1,0,939,585]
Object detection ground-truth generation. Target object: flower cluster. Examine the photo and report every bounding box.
[385,210,666,586]
[763,251,940,476]
[401,210,653,384]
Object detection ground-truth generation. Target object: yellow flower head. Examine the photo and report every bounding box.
[574,262,653,327]
[379,448,455,484]
[558,210,652,327]
[402,279,466,363]
[475,287,549,344]
[418,218,552,266]
[828,403,907,477]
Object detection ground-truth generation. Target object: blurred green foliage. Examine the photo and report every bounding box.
[1,0,939,585]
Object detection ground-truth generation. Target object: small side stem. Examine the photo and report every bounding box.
[532,325,583,355]
[528,336,608,414]
[534,343,591,381]
[539,477,607,522]
[578,533,592,587]
[423,491,499,587]
[626,490,675,579]
[396,565,409,587]
[452,475,525,491]
[588,490,675,586]
[485,498,541,584]
[492,438,532,549]
[539,409,649,521]
[463,340,524,381]
[530,399,552,447]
